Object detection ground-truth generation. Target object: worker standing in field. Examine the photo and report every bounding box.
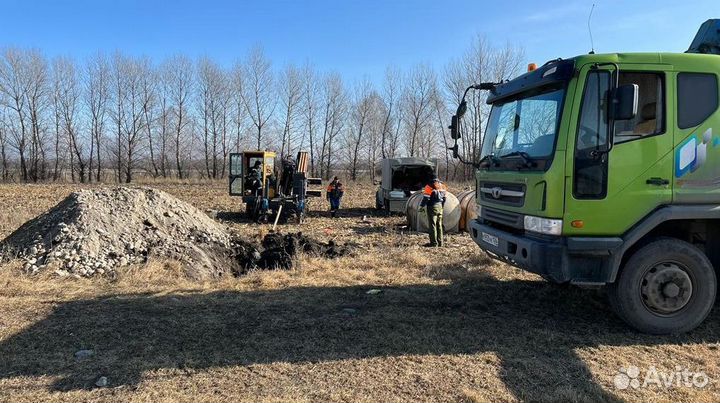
[421,178,446,247]
[326,176,345,218]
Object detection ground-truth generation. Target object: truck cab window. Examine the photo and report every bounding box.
[677,73,719,129]
[574,70,611,199]
[614,72,665,143]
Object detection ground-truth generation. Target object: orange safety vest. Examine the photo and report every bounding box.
[424,183,446,195]
[424,182,446,206]
[327,182,344,197]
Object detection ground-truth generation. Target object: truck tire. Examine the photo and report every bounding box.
[608,237,716,334]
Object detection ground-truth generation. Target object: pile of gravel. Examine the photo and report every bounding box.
[1,187,235,279]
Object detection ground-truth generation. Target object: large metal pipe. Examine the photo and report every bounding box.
[456,189,478,232]
[405,191,461,233]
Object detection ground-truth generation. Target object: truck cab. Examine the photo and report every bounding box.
[456,49,720,334]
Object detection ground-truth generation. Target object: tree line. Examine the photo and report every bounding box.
[0,36,524,183]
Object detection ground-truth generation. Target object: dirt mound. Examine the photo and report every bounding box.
[1,187,234,279]
[1,187,356,279]
[233,232,356,274]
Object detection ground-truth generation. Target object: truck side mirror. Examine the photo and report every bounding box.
[449,143,459,159]
[456,100,467,119]
[449,115,460,139]
[611,83,639,121]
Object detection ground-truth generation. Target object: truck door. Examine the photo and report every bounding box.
[564,64,674,236]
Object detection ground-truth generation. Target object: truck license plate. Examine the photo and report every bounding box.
[481,232,499,247]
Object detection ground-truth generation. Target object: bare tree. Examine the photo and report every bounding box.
[403,64,435,157]
[300,63,320,175]
[461,36,492,175]
[0,48,31,181]
[156,70,171,177]
[197,57,212,178]
[85,53,110,182]
[139,58,160,177]
[380,66,401,159]
[0,110,9,180]
[443,56,470,179]
[491,42,525,83]
[25,50,50,181]
[163,55,193,179]
[241,46,276,149]
[110,53,125,182]
[0,49,51,182]
[443,37,524,179]
[318,73,346,179]
[365,92,385,181]
[229,62,246,153]
[110,53,145,183]
[53,56,86,182]
[218,76,231,178]
[50,67,65,181]
[346,78,374,180]
[197,57,226,179]
[432,88,452,179]
[278,64,302,158]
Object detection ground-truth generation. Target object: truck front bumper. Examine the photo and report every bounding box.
[469,220,622,284]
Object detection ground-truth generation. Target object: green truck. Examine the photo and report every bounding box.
[451,20,720,334]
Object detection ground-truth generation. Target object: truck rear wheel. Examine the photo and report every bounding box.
[609,238,716,334]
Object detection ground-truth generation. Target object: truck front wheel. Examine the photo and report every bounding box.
[609,238,716,334]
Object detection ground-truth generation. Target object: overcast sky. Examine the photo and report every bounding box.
[1,0,717,83]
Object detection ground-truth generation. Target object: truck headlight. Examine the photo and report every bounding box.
[476,204,482,218]
[524,215,562,235]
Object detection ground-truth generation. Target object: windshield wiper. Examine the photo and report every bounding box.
[499,151,536,168]
[477,154,500,168]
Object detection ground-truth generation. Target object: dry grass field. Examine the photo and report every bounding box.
[0,181,718,402]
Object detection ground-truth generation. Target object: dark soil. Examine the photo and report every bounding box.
[232,232,356,274]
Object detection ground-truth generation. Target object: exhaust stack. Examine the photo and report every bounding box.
[687,19,720,55]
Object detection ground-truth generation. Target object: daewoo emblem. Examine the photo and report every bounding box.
[491,187,503,199]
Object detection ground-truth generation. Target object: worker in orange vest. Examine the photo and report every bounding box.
[420,177,446,247]
[326,176,345,218]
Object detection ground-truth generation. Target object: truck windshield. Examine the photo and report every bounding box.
[480,86,565,167]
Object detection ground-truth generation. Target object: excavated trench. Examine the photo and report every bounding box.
[232,232,356,275]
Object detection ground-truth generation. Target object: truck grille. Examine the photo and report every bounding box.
[479,182,525,207]
[482,207,523,229]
